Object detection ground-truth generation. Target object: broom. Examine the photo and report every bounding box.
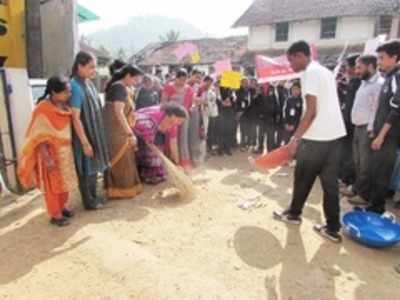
[147,143,195,199]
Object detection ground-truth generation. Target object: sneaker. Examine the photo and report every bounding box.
[50,217,70,227]
[347,196,369,206]
[313,224,342,243]
[273,210,302,225]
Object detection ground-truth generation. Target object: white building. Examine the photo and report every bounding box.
[234,0,400,53]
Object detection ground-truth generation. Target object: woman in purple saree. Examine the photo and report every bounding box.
[133,103,187,184]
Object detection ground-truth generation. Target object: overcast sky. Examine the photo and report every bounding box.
[78,0,252,36]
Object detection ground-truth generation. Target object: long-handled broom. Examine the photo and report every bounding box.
[147,143,195,199]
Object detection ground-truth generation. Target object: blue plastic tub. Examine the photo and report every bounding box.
[342,210,400,248]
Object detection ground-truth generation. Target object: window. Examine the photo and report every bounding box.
[320,17,337,39]
[275,22,289,42]
[375,15,392,36]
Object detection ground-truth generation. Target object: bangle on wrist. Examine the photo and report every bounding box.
[291,136,300,143]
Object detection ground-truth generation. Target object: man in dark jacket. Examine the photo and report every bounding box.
[217,86,236,155]
[366,40,400,214]
[254,83,278,154]
[339,54,361,191]
[274,82,289,147]
[236,78,252,149]
[282,81,303,144]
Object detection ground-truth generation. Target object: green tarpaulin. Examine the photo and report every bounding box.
[77,4,99,23]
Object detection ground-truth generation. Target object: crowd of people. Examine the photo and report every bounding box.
[16,37,400,262]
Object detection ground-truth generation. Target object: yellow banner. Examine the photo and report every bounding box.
[191,51,200,64]
[220,71,242,89]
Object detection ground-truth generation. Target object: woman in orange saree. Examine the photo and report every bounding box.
[18,76,78,227]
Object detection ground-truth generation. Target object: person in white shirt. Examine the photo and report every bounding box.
[345,55,383,206]
[201,76,219,152]
[274,41,347,243]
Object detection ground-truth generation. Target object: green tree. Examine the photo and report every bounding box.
[116,47,128,61]
[159,30,180,43]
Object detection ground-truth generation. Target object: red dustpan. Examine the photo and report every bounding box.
[252,145,292,170]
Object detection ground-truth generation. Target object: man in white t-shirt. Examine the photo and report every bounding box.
[274,41,347,243]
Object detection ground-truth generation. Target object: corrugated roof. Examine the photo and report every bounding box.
[131,36,248,66]
[233,0,400,27]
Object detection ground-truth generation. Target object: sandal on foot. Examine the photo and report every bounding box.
[50,217,70,227]
[62,209,75,219]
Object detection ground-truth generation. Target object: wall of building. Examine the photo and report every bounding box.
[0,0,27,68]
[40,0,79,77]
[248,16,377,51]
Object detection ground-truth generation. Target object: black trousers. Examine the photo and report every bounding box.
[239,115,251,146]
[218,112,235,152]
[282,128,295,145]
[258,120,278,153]
[78,173,100,210]
[368,136,398,214]
[248,118,258,147]
[352,126,372,200]
[207,117,218,150]
[339,135,356,185]
[289,139,342,232]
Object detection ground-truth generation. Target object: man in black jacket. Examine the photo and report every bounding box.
[236,78,252,149]
[254,83,278,154]
[339,54,361,191]
[274,82,289,147]
[366,40,400,214]
[217,86,236,156]
[282,81,303,144]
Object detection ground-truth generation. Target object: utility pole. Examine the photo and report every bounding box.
[25,0,43,78]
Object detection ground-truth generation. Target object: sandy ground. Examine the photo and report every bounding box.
[0,152,399,300]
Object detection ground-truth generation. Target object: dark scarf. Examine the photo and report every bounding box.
[74,76,109,174]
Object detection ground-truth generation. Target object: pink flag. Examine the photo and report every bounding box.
[214,59,232,75]
[174,42,199,60]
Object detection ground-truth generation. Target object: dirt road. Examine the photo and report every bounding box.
[0,153,399,299]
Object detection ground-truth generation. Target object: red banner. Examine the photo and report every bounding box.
[256,45,318,83]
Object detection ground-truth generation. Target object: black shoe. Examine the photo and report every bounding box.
[273,210,302,225]
[50,217,70,227]
[85,203,105,211]
[96,197,107,205]
[62,209,75,219]
[365,206,384,215]
[225,150,233,156]
[313,224,342,243]
[252,148,263,155]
